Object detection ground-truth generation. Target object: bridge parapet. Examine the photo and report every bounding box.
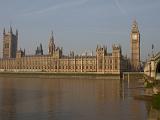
[144,52,160,80]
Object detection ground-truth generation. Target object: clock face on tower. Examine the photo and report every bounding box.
[132,34,137,40]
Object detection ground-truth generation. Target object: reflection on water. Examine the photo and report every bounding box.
[147,106,160,120]
[145,98,160,120]
[0,75,158,120]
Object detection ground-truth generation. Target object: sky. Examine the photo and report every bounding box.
[0,0,160,61]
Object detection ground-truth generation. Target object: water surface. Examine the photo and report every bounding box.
[0,75,155,120]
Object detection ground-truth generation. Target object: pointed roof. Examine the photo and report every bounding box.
[50,31,54,41]
[49,30,55,45]
[16,29,18,35]
[10,25,13,33]
[131,20,139,32]
[40,43,43,50]
[3,28,5,34]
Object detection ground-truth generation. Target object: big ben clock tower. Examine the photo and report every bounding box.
[130,20,140,71]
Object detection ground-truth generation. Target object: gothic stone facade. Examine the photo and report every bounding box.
[3,27,18,58]
[144,52,160,80]
[130,20,141,71]
[0,28,122,74]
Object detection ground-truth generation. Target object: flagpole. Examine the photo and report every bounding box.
[152,44,154,57]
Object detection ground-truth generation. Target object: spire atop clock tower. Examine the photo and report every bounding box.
[130,20,140,71]
[131,20,139,32]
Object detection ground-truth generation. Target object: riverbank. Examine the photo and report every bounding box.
[122,72,144,80]
[152,94,160,110]
[135,74,160,110]
[0,71,121,79]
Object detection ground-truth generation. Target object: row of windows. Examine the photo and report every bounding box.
[59,61,96,64]
[0,58,119,63]
[0,59,119,70]
[1,61,96,65]
[2,65,96,69]
[1,65,118,70]
[0,62,118,67]
[4,43,9,48]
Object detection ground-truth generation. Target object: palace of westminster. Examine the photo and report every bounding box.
[0,21,141,74]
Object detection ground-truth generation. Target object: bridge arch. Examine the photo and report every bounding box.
[155,60,160,80]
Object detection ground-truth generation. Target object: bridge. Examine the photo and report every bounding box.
[144,52,160,80]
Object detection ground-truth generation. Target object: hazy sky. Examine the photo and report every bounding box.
[0,0,160,60]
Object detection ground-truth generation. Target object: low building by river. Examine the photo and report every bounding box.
[0,28,123,74]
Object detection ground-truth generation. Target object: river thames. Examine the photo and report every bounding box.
[0,75,158,120]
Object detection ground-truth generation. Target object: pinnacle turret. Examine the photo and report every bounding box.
[48,31,56,55]
[131,20,139,32]
[16,29,18,37]
[10,25,13,33]
[3,26,18,58]
[50,31,54,43]
[3,28,5,35]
